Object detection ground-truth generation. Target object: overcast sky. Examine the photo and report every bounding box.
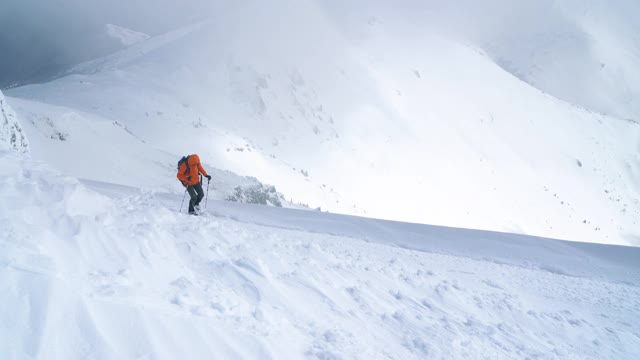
[0,0,224,88]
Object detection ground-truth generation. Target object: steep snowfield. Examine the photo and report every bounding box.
[477,0,640,121]
[0,91,29,153]
[6,97,170,185]
[1,152,639,359]
[6,96,298,206]
[328,0,640,121]
[8,0,640,246]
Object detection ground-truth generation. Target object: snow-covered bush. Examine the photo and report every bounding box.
[226,183,284,207]
[0,90,29,153]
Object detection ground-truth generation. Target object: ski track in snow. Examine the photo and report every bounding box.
[1,153,639,359]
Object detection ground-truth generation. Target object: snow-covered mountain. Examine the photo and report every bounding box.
[6,94,300,208]
[2,2,640,358]
[1,151,639,359]
[329,0,640,121]
[7,0,639,245]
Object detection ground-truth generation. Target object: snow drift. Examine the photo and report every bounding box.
[3,2,640,359]
[1,152,639,359]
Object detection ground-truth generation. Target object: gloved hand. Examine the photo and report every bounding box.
[186,176,191,182]
[206,175,212,181]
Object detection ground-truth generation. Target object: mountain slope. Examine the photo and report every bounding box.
[1,152,639,359]
[5,95,295,207]
[6,0,640,245]
[320,0,640,121]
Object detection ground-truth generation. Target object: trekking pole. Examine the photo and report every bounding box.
[179,188,187,213]
[205,178,210,209]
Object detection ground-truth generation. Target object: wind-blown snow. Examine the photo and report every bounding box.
[0,90,29,153]
[1,152,639,359]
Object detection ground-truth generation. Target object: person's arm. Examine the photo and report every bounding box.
[198,163,211,180]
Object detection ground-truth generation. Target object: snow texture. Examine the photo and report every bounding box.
[1,152,639,359]
[0,90,29,153]
[4,96,294,206]
[3,2,640,359]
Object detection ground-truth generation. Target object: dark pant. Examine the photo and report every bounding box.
[186,182,204,213]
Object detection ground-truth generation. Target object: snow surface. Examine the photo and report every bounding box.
[3,2,640,359]
[7,0,640,245]
[0,91,29,153]
[1,152,639,359]
[5,96,300,207]
[319,0,640,121]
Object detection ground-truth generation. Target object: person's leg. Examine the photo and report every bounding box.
[193,183,205,207]
[186,185,198,213]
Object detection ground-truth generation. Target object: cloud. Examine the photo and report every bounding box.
[0,0,223,87]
